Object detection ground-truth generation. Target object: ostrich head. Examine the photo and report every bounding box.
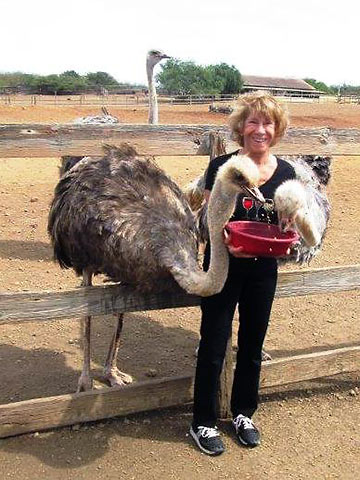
[217,154,265,202]
[274,179,321,247]
[146,49,171,70]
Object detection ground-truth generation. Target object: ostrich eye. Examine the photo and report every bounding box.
[235,173,245,183]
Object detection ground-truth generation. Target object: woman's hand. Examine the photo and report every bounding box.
[223,229,256,258]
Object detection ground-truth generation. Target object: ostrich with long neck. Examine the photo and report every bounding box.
[48,145,264,392]
[146,49,170,124]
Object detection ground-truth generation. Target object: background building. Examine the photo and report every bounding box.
[242,75,323,98]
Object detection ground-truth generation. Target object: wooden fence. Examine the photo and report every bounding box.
[0,124,359,438]
[0,93,346,107]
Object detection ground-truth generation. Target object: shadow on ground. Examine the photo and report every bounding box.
[0,240,52,261]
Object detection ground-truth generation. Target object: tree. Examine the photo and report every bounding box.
[157,59,242,95]
[62,70,81,78]
[207,63,243,94]
[85,71,119,87]
[304,78,335,94]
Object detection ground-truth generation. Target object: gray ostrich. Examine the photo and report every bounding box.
[48,145,265,392]
[146,49,170,124]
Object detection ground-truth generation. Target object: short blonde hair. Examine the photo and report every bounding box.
[229,91,289,147]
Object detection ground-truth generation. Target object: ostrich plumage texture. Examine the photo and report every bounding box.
[49,145,199,293]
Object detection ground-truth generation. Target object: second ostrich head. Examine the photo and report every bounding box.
[274,179,321,247]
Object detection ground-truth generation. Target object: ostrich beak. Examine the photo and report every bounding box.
[242,186,265,203]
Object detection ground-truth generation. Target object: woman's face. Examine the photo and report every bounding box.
[241,113,276,155]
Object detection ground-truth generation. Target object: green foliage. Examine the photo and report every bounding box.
[157,59,242,95]
[0,70,121,94]
[85,71,119,87]
[0,72,37,88]
[207,63,243,94]
[304,78,336,94]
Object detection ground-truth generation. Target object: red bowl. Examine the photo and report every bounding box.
[225,221,299,257]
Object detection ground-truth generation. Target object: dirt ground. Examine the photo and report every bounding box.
[0,102,359,479]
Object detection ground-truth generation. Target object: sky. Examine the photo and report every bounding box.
[1,0,359,86]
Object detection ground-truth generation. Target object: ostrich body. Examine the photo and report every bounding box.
[146,49,170,124]
[48,145,263,391]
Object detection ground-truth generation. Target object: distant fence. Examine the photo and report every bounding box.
[337,95,360,104]
[0,93,348,107]
[0,93,237,107]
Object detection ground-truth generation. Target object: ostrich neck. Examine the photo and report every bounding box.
[169,180,237,297]
[295,209,321,247]
[147,61,158,124]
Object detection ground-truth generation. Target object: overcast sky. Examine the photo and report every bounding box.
[1,0,359,86]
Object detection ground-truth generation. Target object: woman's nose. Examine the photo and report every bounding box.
[255,123,266,133]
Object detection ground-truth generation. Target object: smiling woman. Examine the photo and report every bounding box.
[190,92,330,456]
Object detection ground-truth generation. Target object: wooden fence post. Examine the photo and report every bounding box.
[218,334,233,418]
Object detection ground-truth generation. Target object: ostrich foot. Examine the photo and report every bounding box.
[104,368,133,387]
[77,373,93,392]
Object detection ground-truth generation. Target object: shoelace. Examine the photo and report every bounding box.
[197,426,219,438]
[233,415,254,431]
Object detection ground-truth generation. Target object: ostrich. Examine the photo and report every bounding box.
[48,144,265,392]
[146,49,170,124]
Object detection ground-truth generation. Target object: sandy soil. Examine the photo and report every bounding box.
[0,103,359,479]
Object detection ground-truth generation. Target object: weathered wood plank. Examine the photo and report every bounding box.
[260,346,360,388]
[0,284,200,323]
[0,265,359,324]
[218,334,233,418]
[276,264,360,297]
[0,375,194,438]
[0,346,358,438]
[1,124,360,157]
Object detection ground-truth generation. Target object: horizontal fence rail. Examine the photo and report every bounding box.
[1,124,360,157]
[0,265,359,324]
[0,345,359,438]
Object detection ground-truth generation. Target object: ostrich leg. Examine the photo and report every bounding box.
[77,270,93,392]
[103,313,133,387]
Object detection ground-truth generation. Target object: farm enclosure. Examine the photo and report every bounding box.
[0,103,359,479]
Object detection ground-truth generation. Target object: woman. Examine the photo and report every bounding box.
[190,92,297,456]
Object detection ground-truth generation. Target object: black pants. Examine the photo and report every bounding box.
[192,253,278,428]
